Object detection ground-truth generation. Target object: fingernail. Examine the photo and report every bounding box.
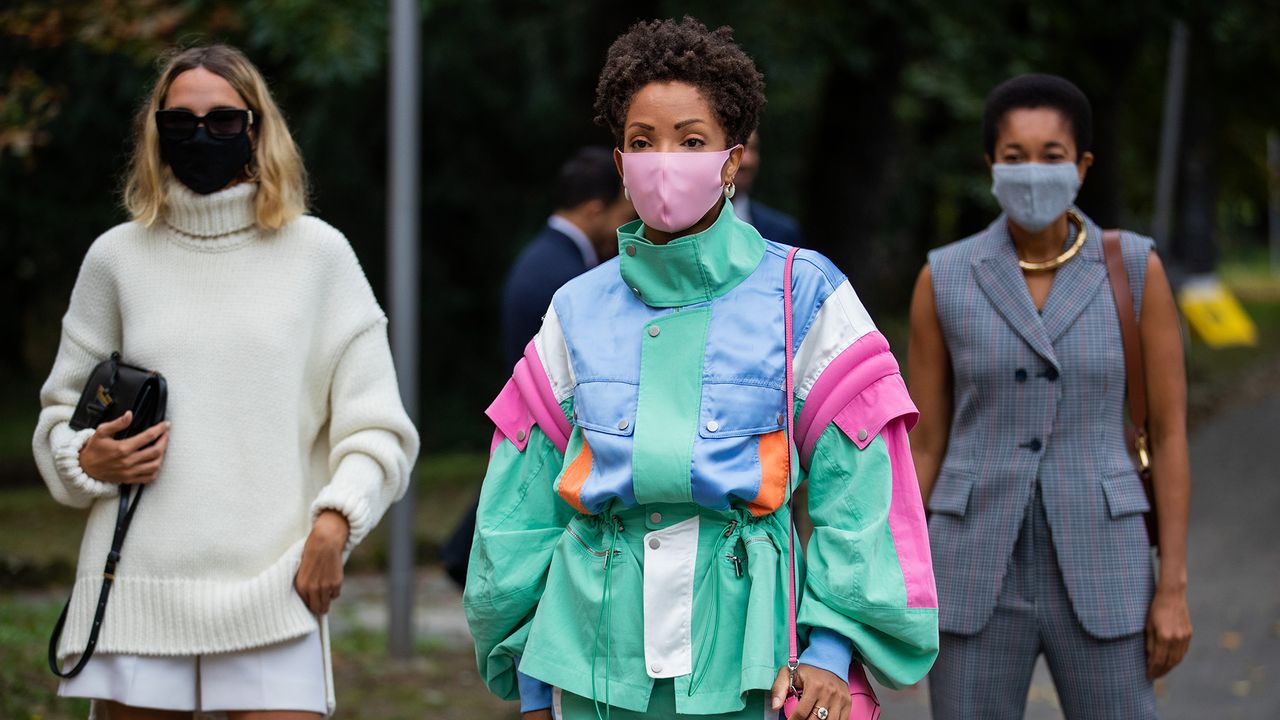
[771,696,781,709]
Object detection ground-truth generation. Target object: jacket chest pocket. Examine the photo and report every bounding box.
[573,380,638,438]
[696,382,790,515]
[698,382,786,438]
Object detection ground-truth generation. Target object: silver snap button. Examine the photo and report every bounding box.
[625,245,636,256]
[618,418,630,431]
[706,420,719,433]
[516,430,526,442]
[632,287,643,297]
[647,325,660,337]
[650,512,663,524]
[857,429,869,442]
[651,663,663,674]
[649,538,661,550]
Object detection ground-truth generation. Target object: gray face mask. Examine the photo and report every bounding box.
[991,162,1082,232]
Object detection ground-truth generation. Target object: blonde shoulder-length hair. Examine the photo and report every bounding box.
[124,45,308,230]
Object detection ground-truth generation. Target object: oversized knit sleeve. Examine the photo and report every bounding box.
[32,231,126,508]
[307,222,420,551]
[789,252,939,688]
[463,306,576,706]
[309,318,420,551]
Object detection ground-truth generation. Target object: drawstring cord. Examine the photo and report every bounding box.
[688,518,739,697]
[590,515,622,720]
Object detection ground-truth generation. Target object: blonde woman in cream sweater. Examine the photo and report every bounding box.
[32,45,419,718]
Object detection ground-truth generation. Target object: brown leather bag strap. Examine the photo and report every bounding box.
[1102,229,1159,549]
[1102,230,1147,429]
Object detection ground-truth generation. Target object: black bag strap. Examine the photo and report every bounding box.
[48,484,144,677]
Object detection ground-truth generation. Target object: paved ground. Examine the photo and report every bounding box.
[342,372,1280,719]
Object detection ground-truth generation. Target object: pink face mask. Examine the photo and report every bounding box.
[620,147,735,233]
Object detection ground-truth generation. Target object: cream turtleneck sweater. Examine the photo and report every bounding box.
[33,182,419,663]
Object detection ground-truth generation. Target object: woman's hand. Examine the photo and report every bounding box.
[770,663,849,719]
[1146,585,1192,678]
[295,510,350,615]
[79,411,170,484]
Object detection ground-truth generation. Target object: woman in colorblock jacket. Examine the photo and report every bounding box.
[464,17,938,720]
[32,45,418,717]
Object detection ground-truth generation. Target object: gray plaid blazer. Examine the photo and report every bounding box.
[926,208,1155,639]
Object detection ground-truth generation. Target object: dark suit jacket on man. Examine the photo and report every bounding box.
[443,222,591,586]
[744,198,806,248]
[500,224,590,367]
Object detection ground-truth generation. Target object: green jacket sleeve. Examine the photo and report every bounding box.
[798,417,940,688]
[462,424,576,700]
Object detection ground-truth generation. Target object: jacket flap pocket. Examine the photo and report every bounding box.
[573,380,637,436]
[927,470,975,517]
[1100,470,1151,519]
[698,382,786,438]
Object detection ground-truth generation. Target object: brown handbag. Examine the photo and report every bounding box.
[1101,230,1159,550]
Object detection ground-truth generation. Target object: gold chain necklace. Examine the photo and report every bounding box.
[1017,208,1086,272]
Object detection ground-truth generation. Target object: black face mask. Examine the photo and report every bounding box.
[159,126,252,195]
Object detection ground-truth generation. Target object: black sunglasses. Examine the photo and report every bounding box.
[155,108,254,141]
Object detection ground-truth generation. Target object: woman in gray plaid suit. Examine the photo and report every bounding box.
[907,74,1193,718]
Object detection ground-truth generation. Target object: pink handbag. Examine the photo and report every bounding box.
[779,247,882,720]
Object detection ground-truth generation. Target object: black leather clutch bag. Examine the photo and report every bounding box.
[68,351,167,438]
[49,351,166,678]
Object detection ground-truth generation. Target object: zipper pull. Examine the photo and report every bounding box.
[726,553,743,578]
[723,519,738,538]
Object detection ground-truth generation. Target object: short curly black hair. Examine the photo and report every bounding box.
[982,74,1093,158]
[594,16,765,149]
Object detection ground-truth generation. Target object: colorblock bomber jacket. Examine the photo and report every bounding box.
[464,202,939,714]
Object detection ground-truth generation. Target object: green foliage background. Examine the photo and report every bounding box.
[2,0,1278,454]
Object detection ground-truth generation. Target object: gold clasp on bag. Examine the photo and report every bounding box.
[95,385,113,407]
[1135,430,1151,473]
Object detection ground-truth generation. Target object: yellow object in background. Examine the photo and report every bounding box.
[1178,275,1258,348]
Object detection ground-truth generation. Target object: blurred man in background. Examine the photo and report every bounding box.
[443,147,634,584]
[733,130,807,247]
[500,146,634,366]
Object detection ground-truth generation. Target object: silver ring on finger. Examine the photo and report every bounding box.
[814,707,829,720]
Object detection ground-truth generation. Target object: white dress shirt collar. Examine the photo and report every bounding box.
[548,214,598,269]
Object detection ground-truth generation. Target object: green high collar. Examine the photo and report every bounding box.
[616,200,767,308]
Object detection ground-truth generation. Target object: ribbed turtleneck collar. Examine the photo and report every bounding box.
[162,181,258,240]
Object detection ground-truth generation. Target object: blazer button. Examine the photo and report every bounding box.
[1042,366,1060,382]
[1015,368,1028,382]
[1021,438,1043,452]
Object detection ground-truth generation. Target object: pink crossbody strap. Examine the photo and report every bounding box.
[783,247,800,668]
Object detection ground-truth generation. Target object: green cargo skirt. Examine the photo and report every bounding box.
[516,502,795,716]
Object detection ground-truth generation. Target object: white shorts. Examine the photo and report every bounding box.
[57,630,327,713]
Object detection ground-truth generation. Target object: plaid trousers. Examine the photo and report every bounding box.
[929,485,1157,719]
